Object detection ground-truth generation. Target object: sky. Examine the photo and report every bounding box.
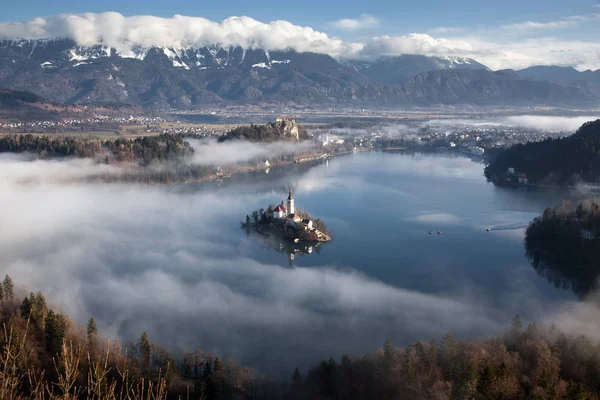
[1,0,600,69]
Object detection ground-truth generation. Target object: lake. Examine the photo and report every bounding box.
[0,151,588,377]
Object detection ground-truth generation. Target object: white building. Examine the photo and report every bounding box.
[273,203,288,219]
[287,190,295,215]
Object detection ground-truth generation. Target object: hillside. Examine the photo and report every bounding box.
[484,119,600,186]
[517,65,600,83]
[343,54,488,84]
[1,39,599,108]
[525,199,600,298]
[4,276,600,399]
[0,89,64,120]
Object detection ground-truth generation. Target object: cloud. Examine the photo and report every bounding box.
[0,12,364,58]
[329,14,380,31]
[500,13,600,32]
[188,140,316,166]
[406,213,462,225]
[361,33,473,57]
[2,12,600,85]
[424,115,600,132]
[1,152,539,377]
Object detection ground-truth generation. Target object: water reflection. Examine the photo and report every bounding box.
[245,231,326,265]
[525,223,600,299]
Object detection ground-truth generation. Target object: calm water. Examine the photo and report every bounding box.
[1,151,587,377]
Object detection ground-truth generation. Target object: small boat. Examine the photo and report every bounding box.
[486,228,491,232]
[428,231,433,235]
[437,231,442,235]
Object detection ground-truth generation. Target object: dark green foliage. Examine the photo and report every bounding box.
[3,274,14,300]
[138,332,151,376]
[0,133,194,165]
[44,309,66,355]
[218,121,308,142]
[86,317,98,339]
[525,199,600,298]
[20,296,31,319]
[485,119,600,186]
[565,381,588,400]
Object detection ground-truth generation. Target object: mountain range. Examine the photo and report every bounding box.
[1,39,599,109]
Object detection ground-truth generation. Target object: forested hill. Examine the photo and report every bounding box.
[525,199,600,298]
[484,119,600,186]
[219,119,308,142]
[4,275,600,399]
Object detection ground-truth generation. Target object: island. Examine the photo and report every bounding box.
[525,199,600,298]
[241,190,332,243]
[484,119,600,186]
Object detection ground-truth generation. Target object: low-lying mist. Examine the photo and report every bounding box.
[0,151,595,377]
[188,140,316,166]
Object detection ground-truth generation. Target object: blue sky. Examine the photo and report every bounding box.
[2,0,600,70]
[2,0,598,35]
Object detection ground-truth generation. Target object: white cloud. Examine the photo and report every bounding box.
[500,13,600,32]
[2,12,600,70]
[406,213,462,225]
[0,12,364,58]
[361,33,473,57]
[329,14,380,31]
[188,140,315,166]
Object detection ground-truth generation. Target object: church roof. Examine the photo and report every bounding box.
[288,190,293,200]
[274,205,285,213]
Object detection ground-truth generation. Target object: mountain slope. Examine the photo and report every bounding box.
[343,54,489,84]
[517,66,600,83]
[402,69,596,106]
[1,39,599,109]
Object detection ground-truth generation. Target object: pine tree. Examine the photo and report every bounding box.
[511,314,523,332]
[44,310,66,355]
[3,275,14,300]
[213,357,222,373]
[383,339,395,366]
[86,317,98,339]
[292,367,302,384]
[477,361,496,394]
[203,358,213,380]
[20,297,32,319]
[564,380,587,400]
[138,332,151,376]
[0,282,4,301]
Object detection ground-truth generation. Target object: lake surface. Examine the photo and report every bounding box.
[0,151,588,377]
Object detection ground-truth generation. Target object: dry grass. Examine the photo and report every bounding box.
[0,322,174,400]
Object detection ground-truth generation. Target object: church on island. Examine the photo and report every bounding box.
[271,190,313,229]
[264,190,330,242]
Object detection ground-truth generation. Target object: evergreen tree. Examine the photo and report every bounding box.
[3,275,14,300]
[138,332,152,376]
[511,314,522,332]
[203,358,213,380]
[213,357,222,373]
[44,310,66,355]
[477,361,496,394]
[292,367,302,384]
[383,339,395,367]
[564,380,587,400]
[20,297,32,319]
[86,317,98,339]
[0,282,4,301]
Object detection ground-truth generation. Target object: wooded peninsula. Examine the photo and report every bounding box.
[485,119,600,187]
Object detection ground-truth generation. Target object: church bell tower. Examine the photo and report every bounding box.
[287,189,295,215]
